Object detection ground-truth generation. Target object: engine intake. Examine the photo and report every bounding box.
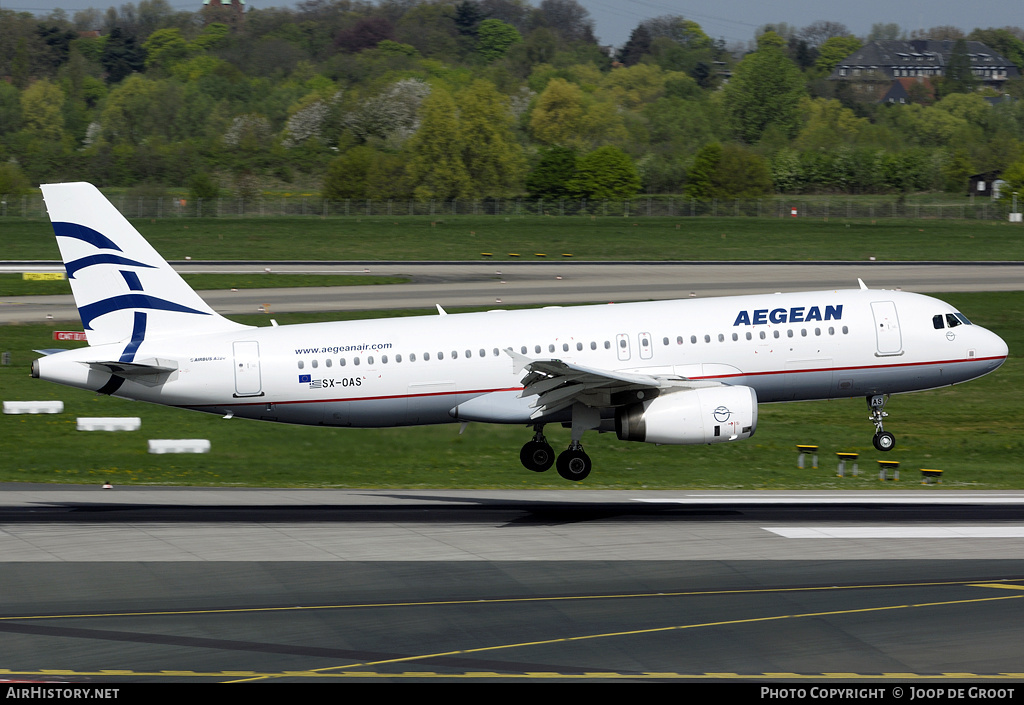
[615,386,757,445]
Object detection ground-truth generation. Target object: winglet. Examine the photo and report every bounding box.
[858,278,868,290]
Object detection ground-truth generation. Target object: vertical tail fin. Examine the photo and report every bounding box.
[41,182,249,347]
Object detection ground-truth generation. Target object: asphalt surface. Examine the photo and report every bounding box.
[2,261,1022,323]
[1,488,1023,683]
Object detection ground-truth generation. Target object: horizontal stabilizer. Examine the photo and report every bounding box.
[86,358,178,377]
[33,349,69,356]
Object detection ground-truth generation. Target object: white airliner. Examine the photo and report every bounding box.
[33,183,1008,481]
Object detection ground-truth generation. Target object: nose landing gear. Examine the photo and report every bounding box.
[868,395,896,451]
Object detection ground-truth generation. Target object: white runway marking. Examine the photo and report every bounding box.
[637,494,1024,505]
[764,526,1024,538]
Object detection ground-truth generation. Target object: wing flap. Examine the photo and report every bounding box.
[504,348,722,420]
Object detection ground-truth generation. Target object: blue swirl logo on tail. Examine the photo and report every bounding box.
[78,294,211,331]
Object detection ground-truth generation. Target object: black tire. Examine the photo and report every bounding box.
[520,441,554,472]
[873,431,895,452]
[556,448,591,481]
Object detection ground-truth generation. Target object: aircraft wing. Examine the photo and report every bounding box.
[504,348,720,419]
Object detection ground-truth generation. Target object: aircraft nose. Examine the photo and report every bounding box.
[983,327,1009,370]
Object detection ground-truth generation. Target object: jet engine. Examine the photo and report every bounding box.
[615,386,757,445]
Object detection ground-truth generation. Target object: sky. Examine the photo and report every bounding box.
[10,0,1024,50]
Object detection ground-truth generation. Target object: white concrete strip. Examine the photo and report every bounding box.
[3,400,63,414]
[764,526,1024,538]
[638,495,1024,504]
[76,417,141,431]
[148,439,211,454]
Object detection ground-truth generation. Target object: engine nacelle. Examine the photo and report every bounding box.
[615,386,757,445]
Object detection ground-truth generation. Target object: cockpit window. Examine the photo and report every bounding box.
[946,313,962,328]
[933,314,944,329]
[954,313,972,326]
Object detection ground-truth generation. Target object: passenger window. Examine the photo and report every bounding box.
[368,356,374,365]
[297,361,304,369]
[340,358,346,366]
[312,359,318,368]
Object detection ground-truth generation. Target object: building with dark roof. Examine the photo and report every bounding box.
[830,40,1020,90]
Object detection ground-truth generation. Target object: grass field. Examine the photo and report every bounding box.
[0,292,1019,489]
[3,215,1023,262]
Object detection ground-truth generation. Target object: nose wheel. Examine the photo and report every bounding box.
[868,395,896,452]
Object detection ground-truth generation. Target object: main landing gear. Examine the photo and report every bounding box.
[519,427,592,481]
[520,425,555,472]
[868,394,896,452]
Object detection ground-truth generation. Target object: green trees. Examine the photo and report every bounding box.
[722,32,805,144]
[571,146,640,199]
[685,143,772,199]
[405,87,471,200]
[1,4,1023,201]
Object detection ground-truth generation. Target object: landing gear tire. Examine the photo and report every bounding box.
[556,448,591,481]
[520,440,555,472]
[873,431,895,452]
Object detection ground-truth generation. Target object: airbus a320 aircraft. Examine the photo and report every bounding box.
[32,183,1008,481]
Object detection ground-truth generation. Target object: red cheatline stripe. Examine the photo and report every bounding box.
[184,355,1006,409]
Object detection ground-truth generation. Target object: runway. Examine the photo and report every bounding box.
[2,488,1023,683]
[2,261,1022,323]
